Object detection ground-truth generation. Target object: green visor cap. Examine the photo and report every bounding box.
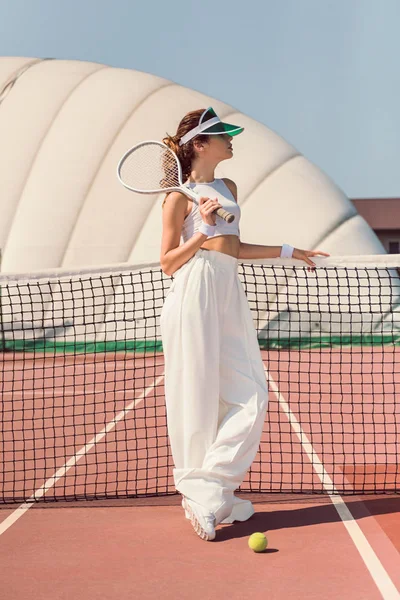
[179,107,244,145]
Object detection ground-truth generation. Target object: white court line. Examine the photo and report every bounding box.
[0,374,165,537]
[266,372,400,600]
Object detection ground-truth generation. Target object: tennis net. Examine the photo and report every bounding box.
[1,255,399,503]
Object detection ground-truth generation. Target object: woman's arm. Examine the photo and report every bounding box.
[238,243,328,267]
[238,243,282,260]
[222,178,329,267]
[160,192,221,276]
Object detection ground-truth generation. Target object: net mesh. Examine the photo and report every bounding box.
[1,256,399,503]
[118,142,180,191]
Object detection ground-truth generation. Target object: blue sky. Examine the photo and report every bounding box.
[1,0,399,198]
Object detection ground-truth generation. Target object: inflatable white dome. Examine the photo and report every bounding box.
[0,57,384,272]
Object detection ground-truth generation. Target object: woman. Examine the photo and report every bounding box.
[160,107,328,541]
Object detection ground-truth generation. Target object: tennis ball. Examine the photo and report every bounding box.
[248,532,268,552]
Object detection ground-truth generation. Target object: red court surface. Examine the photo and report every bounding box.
[1,494,400,599]
[1,348,400,598]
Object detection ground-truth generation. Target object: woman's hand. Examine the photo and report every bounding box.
[199,197,222,226]
[292,248,330,269]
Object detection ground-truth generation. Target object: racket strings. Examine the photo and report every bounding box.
[160,152,180,189]
[119,143,180,192]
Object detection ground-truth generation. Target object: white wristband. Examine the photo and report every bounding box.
[198,222,216,237]
[280,244,294,258]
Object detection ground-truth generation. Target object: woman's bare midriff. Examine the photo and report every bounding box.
[201,235,240,259]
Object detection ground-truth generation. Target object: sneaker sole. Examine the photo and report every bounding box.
[182,497,216,541]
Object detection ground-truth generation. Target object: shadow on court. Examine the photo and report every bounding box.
[2,494,399,534]
[215,495,400,542]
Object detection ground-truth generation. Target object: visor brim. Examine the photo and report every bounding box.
[200,122,244,137]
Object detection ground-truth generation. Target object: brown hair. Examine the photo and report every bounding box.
[162,109,211,183]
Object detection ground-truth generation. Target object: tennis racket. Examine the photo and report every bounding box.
[117,140,235,223]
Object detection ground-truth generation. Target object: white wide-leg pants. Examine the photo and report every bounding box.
[160,249,268,524]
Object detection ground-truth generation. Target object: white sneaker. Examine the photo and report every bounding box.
[182,496,216,541]
[183,496,254,525]
[221,497,255,524]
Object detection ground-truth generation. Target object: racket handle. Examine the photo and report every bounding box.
[183,188,235,222]
[216,207,235,223]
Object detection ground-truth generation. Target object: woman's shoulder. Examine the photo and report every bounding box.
[162,191,191,217]
[220,178,238,202]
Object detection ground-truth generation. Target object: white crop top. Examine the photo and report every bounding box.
[181,179,241,243]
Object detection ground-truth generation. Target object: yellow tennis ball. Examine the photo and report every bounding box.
[248,532,268,552]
